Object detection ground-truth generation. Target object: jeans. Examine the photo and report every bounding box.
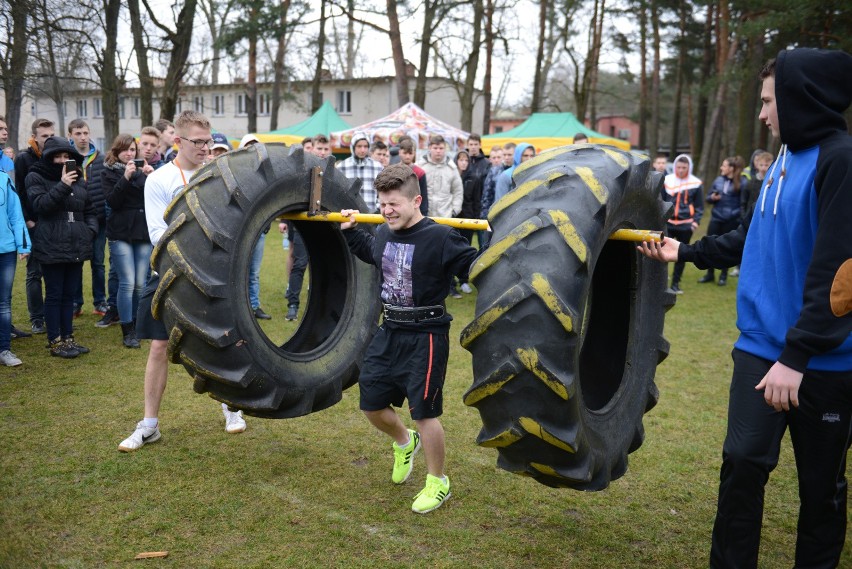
[710,349,852,568]
[0,252,17,352]
[42,262,83,341]
[25,253,44,324]
[75,224,107,308]
[110,240,153,324]
[248,232,266,309]
[286,229,308,307]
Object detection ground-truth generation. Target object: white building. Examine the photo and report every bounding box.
[14,76,484,151]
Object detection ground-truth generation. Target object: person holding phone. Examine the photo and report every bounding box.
[101,134,155,349]
[25,136,97,358]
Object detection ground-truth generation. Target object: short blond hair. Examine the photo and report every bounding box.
[174,111,210,135]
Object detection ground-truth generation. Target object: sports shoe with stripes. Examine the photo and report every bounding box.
[118,421,161,452]
[412,474,451,514]
[392,429,421,484]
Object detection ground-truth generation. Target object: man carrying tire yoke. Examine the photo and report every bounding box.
[340,163,478,513]
[118,110,246,452]
[638,48,852,568]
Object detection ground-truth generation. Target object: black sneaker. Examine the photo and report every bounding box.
[254,307,272,320]
[64,336,90,354]
[49,338,79,358]
[285,305,298,321]
[95,306,120,328]
[718,276,727,286]
[670,284,684,295]
[11,325,32,339]
[31,319,46,334]
[697,273,715,284]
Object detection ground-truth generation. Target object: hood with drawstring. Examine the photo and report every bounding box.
[492,142,534,203]
[734,47,852,372]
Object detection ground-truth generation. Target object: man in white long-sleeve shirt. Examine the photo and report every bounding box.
[118,111,247,452]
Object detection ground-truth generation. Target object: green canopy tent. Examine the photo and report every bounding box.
[254,101,352,145]
[483,112,630,151]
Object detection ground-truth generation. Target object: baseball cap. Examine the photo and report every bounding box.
[211,132,231,151]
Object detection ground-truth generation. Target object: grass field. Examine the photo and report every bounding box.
[1,230,848,568]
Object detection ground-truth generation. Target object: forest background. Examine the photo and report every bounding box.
[1,0,850,183]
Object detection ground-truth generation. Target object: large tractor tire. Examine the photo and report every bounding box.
[151,144,380,418]
[460,145,674,490]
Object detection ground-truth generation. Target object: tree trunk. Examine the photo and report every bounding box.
[414,0,438,108]
[693,2,715,168]
[668,1,687,159]
[530,0,548,112]
[345,0,355,78]
[270,0,292,130]
[158,0,199,120]
[247,3,258,133]
[588,0,605,128]
[698,34,738,183]
[38,0,65,135]
[386,0,409,106]
[648,0,660,157]
[459,0,483,131]
[101,0,122,145]
[310,0,327,114]
[735,34,763,157]
[0,0,30,150]
[637,0,647,149]
[128,0,154,127]
[482,0,494,134]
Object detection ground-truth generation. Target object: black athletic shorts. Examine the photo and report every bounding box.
[135,273,168,341]
[359,326,449,420]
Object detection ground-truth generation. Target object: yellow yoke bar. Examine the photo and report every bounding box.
[280,212,661,242]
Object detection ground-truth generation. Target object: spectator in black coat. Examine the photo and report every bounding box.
[25,136,97,358]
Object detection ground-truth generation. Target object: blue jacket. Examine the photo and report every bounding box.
[493,143,534,203]
[681,48,852,372]
[0,172,31,255]
[707,174,747,222]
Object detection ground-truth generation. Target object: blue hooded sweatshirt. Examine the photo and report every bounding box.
[0,172,31,255]
[493,142,534,203]
[680,48,852,372]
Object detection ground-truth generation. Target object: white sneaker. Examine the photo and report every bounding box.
[118,421,161,452]
[460,283,473,294]
[0,350,22,366]
[223,404,246,434]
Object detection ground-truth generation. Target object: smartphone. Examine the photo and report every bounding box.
[133,159,145,168]
[65,159,76,170]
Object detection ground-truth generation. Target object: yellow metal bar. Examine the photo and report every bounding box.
[280,211,492,232]
[280,212,659,242]
[609,228,663,242]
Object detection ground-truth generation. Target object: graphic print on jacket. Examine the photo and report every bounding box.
[382,242,415,306]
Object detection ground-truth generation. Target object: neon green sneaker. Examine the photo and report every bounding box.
[412,474,451,514]
[392,429,421,484]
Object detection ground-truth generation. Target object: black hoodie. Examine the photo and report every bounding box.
[680,48,852,372]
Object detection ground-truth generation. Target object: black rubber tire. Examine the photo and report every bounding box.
[460,145,675,490]
[151,144,381,418]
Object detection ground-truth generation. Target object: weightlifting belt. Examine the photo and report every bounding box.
[382,304,445,323]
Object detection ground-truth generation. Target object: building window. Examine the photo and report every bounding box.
[618,128,631,140]
[93,98,103,118]
[307,92,324,108]
[335,90,351,114]
[213,94,225,117]
[96,137,105,151]
[193,95,204,113]
[236,94,247,116]
[76,99,88,118]
[132,97,140,118]
[119,97,126,119]
[61,101,66,118]
[176,98,182,114]
[494,126,503,133]
[257,93,270,116]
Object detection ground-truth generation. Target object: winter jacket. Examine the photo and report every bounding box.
[707,174,747,222]
[493,143,534,202]
[0,172,30,255]
[13,143,40,223]
[25,137,97,264]
[662,154,703,226]
[76,142,107,224]
[480,164,508,217]
[102,163,150,243]
[460,166,483,219]
[419,154,463,218]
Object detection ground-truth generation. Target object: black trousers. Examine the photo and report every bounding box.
[666,224,693,286]
[703,217,740,280]
[710,349,852,568]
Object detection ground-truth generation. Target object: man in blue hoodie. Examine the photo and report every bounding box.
[492,142,535,203]
[638,48,852,568]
